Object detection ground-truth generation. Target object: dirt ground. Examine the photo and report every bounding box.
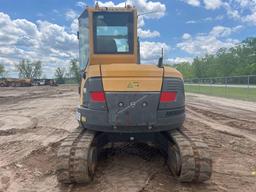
[0,85,255,192]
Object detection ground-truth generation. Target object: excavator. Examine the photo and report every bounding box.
[56,4,212,184]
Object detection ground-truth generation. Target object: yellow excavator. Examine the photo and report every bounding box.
[56,5,212,184]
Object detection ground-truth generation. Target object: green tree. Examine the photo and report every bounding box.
[192,57,206,78]
[247,63,256,75]
[174,62,194,78]
[69,59,80,83]
[16,59,42,79]
[0,64,5,78]
[181,37,256,79]
[55,67,65,84]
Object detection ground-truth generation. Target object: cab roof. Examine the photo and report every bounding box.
[79,6,136,19]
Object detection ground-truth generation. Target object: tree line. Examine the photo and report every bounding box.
[54,59,80,84]
[0,64,5,78]
[172,37,256,79]
[0,59,81,84]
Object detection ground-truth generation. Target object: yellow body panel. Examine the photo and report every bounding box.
[164,67,183,79]
[103,77,162,92]
[80,78,86,105]
[90,55,137,65]
[101,64,163,91]
[86,65,101,78]
[80,64,182,97]
[101,64,163,77]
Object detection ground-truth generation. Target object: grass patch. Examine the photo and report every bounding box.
[185,84,256,102]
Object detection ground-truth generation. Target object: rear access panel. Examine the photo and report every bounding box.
[105,93,160,126]
[101,64,163,92]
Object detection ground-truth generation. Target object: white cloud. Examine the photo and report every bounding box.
[222,2,241,20]
[138,28,160,38]
[76,1,87,8]
[98,0,166,18]
[70,19,78,33]
[203,0,222,10]
[97,0,166,27]
[242,12,256,24]
[209,25,242,37]
[177,25,241,55]
[186,20,197,24]
[140,41,170,63]
[183,0,223,9]
[138,16,145,27]
[182,33,191,40]
[186,15,224,24]
[183,0,201,7]
[0,12,78,77]
[37,20,77,52]
[128,0,166,19]
[183,0,223,10]
[223,1,256,25]
[65,9,78,21]
[182,0,256,25]
[98,1,125,7]
[65,9,80,33]
[167,57,193,64]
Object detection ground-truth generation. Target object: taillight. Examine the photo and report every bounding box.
[160,92,177,103]
[90,91,106,102]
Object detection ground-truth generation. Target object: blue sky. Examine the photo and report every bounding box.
[0,0,256,77]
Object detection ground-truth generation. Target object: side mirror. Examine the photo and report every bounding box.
[80,71,86,79]
[78,71,86,95]
[158,48,164,68]
[158,57,163,68]
[77,31,80,40]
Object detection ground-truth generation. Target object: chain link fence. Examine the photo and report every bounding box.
[184,75,256,102]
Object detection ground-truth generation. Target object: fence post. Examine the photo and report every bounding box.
[210,78,212,94]
[199,79,201,93]
[225,77,227,97]
[247,75,250,100]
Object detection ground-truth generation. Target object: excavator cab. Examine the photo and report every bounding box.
[78,6,138,67]
[56,5,212,185]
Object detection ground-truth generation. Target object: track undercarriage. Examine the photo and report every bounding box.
[56,127,212,184]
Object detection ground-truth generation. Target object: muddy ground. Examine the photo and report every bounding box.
[0,85,255,192]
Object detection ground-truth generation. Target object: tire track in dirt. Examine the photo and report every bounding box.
[0,142,62,192]
[187,104,256,129]
[183,118,256,192]
[0,115,38,136]
[0,87,76,106]
[186,105,256,142]
[0,86,78,192]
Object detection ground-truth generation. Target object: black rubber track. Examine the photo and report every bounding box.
[168,127,212,183]
[56,127,95,184]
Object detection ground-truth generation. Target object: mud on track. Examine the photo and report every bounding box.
[0,86,255,192]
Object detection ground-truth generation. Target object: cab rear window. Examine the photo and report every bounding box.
[93,12,134,54]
